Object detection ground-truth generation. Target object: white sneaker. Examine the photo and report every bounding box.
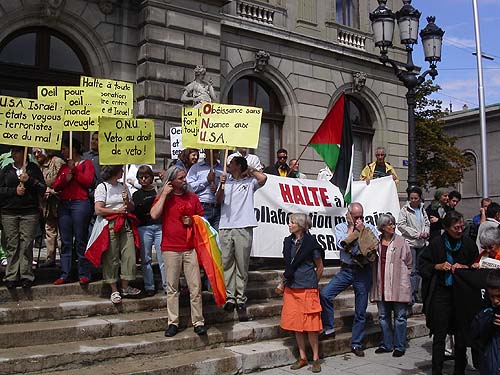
[1,258,7,266]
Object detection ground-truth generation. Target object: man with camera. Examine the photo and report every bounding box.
[319,202,379,357]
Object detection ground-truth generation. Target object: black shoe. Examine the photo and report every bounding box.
[39,261,56,268]
[351,347,365,357]
[392,350,405,357]
[194,325,207,336]
[375,347,392,354]
[145,289,156,297]
[224,301,236,312]
[164,324,178,337]
[237,303,246,311]
[5,280,17,290]
[319,330,336,340]
[21,279,33,289]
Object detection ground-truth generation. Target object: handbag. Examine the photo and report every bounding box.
[275,274,285,295]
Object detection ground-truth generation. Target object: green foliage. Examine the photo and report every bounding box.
[415,80,473,189]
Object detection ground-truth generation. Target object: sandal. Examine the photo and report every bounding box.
[110,291,122,304]
[122,286,141,297]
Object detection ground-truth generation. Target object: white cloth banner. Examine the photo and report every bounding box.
[251,175,400,259]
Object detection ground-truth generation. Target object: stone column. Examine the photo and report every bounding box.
[136,0,222,169]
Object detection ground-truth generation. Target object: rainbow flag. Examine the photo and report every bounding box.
[191,215,226,306]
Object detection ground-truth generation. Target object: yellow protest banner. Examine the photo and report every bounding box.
[0,95,64,149]
[38,86,101,131]
[198,103,262,148]
[98,117,155,165]
[80,76,134,118]
[181,107,226,150]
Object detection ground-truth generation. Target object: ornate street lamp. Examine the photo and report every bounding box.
[370,0,444,189]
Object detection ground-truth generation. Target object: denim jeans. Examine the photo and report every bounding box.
[377,300,408,352]
[58,200,91,280]
[410,246,423,304]
[320,264,372,348]
[201,202,221,231]
[138,224,166,291]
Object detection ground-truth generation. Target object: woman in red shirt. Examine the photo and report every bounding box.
[53,136,95,285]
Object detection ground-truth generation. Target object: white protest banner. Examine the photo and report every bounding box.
[251,175,400,259]
[351,175,401,225]
[170,126,182,160]
[252,175,346,259]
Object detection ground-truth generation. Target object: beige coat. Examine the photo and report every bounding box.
[371,234,412,303]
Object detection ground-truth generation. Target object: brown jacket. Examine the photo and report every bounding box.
[370,234,412,303]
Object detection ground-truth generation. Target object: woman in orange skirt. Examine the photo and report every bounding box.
[280,213,324,373]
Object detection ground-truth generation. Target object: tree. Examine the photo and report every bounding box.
[415,80,472,189]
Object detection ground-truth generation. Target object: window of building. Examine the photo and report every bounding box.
[461,151,479,196]
[0,27,89,98]
[335,0,354,27]
[346,95,374,179]
[227,77,284,168]
[0,27,91,147]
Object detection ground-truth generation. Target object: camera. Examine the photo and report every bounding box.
[494,305,500,315]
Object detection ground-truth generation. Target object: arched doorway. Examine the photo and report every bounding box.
[0,27,90,98]
[227,76,284,168]
[346,95,374,179]
[0,27,91,151]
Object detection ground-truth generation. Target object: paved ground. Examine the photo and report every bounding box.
[255,336,479,375]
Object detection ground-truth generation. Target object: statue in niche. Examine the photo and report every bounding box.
[352,71,367,92]
[181,66,217,108]
[254,50,270,73]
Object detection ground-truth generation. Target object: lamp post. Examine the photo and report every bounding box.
[370,0,444,190]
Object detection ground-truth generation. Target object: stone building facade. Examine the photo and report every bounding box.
[0,0,411,190]
[442,104,500,219]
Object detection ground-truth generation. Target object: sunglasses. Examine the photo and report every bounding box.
[277,156,287,160]
[138,175,151,180]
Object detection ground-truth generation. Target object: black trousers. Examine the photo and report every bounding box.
[431,284,467,375]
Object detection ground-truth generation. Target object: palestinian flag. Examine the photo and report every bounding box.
[309,93,354,203]
[191,215,226,307]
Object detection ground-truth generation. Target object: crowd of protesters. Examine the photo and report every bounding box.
[2,141,500,374]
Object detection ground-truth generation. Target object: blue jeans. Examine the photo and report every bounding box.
[201,202,221,231]
[410,246,423,304]
[320,264,372,348]
[377,300,408,352]
[58,200,91,280]
[138,224,166,291]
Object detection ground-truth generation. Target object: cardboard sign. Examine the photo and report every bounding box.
[80,76,134,118]
[198,103,262,148]
[0,95,64,149]
[99,117,155,165]
[38,86,100,131]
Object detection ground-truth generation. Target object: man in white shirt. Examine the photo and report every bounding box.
[216,156,267,314]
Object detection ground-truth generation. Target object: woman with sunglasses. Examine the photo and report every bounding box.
[418,210,477,375]
[132,165,166,296]
[371,213,412,357]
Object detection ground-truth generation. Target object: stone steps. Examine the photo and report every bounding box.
[26,316,428,375]
[0,294,360,348]
[0,267,429,375]
[0,305,426,375]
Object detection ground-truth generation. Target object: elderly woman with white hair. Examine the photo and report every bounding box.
[473,225,500,269]
[280,213,324,373]
[371,213,412,357]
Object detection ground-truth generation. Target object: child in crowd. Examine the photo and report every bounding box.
[132,165,167,296]
[471,269,500,375]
